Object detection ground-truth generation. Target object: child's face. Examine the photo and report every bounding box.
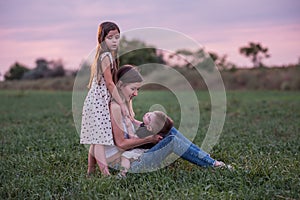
[143,112,156,126]
[105,29,120,51]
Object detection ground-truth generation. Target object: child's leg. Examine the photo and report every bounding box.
[120,156,131,177]
[87,144,97,175]
[94,144,110,176]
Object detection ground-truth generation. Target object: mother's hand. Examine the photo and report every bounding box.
[146,134,163,144]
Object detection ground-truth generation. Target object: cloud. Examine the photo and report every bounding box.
[1,0,300,77]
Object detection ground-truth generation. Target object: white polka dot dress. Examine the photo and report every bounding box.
[80,52,114,145]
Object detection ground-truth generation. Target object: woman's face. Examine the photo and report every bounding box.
[105,29,120,51]
[121,82,142,102]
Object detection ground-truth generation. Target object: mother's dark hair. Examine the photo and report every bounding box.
[117,65,143,84]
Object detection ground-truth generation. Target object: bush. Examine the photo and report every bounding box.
[4,62,29,80]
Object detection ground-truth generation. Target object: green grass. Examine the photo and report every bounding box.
[1,90,299,199]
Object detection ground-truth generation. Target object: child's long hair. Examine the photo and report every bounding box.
[88,22,120,88]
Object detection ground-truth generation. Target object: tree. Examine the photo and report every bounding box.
[208,52,237,71]
[119,37,165,75]
[48,59,65,77]
[239,42,270,67]
[167,48,217,71]
[118,37,165,74]
[22,58,66,79]
[4,62,29,80]
[22,58,50,79]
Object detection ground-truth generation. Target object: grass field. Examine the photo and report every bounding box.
[0,90,299,199]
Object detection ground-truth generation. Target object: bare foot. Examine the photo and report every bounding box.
[100,166,111,176]
[87,165,96,174]
[214,161,226,167]
[214,161,234,170]
[117,171,127,179]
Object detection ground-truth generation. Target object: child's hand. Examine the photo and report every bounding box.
[128,115,135,122]
[131,118,142,127]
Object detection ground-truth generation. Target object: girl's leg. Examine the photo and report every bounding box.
[87,145,96,175]
[130,135,215,173]
[94,144,110,176]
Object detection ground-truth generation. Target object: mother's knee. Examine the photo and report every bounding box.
[163,135,176,142]
[160,135,179,148]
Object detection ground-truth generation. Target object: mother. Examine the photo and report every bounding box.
[89,65,225,174]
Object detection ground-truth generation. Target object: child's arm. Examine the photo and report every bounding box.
[101,56,136,139]
[101,55,128,117]
[124,117,138,138]
[131,118,143,127]
[127,99,143,127]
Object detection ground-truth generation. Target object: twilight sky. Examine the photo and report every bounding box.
[0,0,300,78]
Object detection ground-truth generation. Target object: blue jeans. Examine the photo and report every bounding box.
[129,127,215,173]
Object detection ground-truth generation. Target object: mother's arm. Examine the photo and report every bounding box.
[110,102,161,150]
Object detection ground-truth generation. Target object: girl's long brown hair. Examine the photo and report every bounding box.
[88,22,120,88]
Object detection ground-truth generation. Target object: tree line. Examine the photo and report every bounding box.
[4,59,66,80]
[4,37,271,81]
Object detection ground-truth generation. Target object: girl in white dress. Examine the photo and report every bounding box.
[80,21,128,176]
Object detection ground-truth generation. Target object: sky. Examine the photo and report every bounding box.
[0,0,300,79]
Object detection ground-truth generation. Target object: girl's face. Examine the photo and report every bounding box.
[105,29,120,51]
[121,82,141,102]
